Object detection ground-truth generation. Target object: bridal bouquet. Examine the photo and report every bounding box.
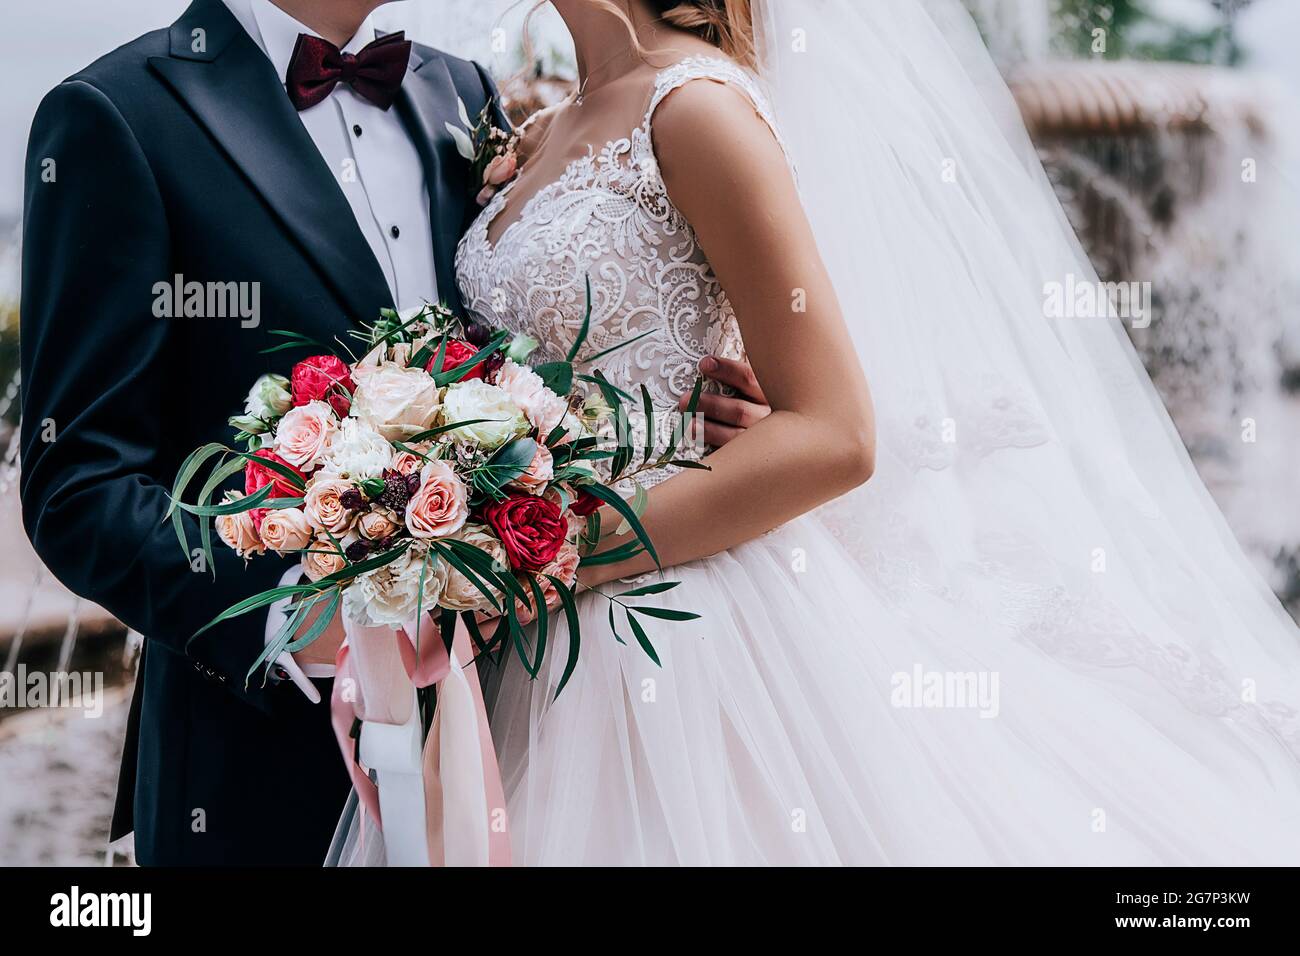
[168,290,703,696]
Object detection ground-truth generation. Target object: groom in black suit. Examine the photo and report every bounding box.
[18,0,503,866]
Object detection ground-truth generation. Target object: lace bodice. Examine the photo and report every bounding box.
[456,58,783,484]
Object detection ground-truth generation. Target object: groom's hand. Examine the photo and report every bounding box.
[680,356,772,447]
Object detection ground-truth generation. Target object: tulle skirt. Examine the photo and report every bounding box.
[482,515,1300,866]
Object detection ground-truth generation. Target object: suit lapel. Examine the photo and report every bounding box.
[148,0,394,325]
[397,52,472,315]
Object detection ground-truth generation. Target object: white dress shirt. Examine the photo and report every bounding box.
[222,0,438,310]
[222,0,442,690]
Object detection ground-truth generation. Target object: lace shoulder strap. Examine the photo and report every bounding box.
[641,56,788,157]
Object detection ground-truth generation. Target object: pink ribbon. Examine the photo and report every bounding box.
[331,615,511,866]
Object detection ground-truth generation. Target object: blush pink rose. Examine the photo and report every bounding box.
[302,536,346,582]
[494,360,570,437]
[215,493,264,558]
[304,475,356,535]
[483,150,518,187]
[274,400,336,470]
[405,461,469,539]
[258,506,314,555]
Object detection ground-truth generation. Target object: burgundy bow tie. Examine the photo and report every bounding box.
[286,31,412,112]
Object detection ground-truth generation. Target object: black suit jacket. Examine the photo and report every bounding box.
[19,0,501,865]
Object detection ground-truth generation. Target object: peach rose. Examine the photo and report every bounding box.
[515,542,580,623]
[358,509,400,541]
[258,506,314,554]
[405,460,468,539]
[513,443,554,493]
[304,474,356,535]
[274,400,336,470]
[438,524,509,613]
[483,150,518,187]
[302,536,346,582]
[215,492,264,558]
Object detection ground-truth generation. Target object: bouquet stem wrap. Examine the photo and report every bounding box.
[330,615,511,866]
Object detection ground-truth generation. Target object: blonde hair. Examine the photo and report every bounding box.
[522,1,757,72]
[649,0,756,69]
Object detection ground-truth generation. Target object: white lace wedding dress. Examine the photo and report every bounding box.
[453,54,1300,865]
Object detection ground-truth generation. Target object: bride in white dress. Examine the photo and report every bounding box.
[361,0,1300,865]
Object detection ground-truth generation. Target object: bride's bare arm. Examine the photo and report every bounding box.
[580,80,876,588]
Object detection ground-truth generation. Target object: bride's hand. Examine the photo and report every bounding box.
[679,355,772,447]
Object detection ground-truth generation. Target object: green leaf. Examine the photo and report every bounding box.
[405,419,500,444]
[578,540,645,568]
[472,436,537,498]
[614,482,648,537]
[196,455,245,579]
[577,372,633,403]
[585,482,660,568]
[625,611,662,667]
[172,482,277,518]
[629,606,702,622]
[608,601,627,646]
[168,442,226,519]
[576,328,658,367]
[189,583,319,644]
[431,330,508,387]
[547,576,582,699]
[526,576,548,679]
[439,607,458,656]
[229,449,307,492]
[284,589,342,652]
[534,361,574,395]
[616,580,681,598]
[314,541,411,587]
[428,540,502,614]
[640,384,656,466]
[566,274,595,362]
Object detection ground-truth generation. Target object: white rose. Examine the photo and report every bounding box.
[438,524,509,613]
[351,363,442,442]
[319,417,394,481]
[343,545,447,629]
[494,360,570,437]
[244,373,293,420]
[440,380,528,450]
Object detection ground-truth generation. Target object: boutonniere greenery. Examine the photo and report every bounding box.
[447,97,520,207]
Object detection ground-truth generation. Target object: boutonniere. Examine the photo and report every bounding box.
[446,97,520,207]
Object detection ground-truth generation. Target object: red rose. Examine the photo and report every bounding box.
[244,449,305,530]
[291,354,354,416]
[482,492,567,572]
[570,488,603,517]
[426,339,487,381]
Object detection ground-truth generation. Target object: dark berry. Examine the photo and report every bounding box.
[345,540,372,562]
[340,488,368,511]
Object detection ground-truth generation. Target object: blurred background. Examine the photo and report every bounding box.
[0,0,1297,865]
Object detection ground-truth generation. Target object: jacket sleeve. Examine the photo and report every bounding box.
[19,79,292,713]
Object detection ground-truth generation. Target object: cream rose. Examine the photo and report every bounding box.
[438,524,509,613]
[343,545,446,628]
[392,444,430,476]
[258,506,314,554]
[273,400,336,470]
[440,379,528,449]
[351,362,442,442]
[304,474,356,535]
[302,536,346,582]
[405,461,469,539]
[494,360,570,437]
[216,493,264,558]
